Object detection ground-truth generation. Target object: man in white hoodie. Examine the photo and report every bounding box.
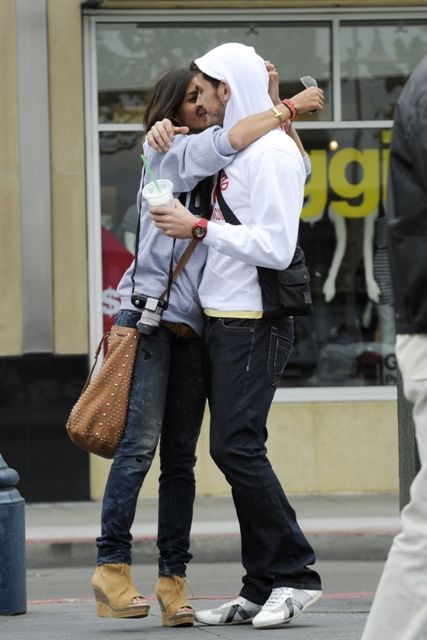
[150,43,322,629]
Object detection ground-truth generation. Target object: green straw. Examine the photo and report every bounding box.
[141,154,161,193]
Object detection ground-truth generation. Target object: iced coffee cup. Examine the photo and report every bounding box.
[142,179,174,207]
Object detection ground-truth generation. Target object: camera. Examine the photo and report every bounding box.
[131,294,168,335]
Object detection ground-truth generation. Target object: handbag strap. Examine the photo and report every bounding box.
[159,238,198,299]
[80,236,196,397]
[82,331,110,393]
[84,235,196,389]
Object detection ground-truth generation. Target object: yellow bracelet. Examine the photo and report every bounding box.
[271,106,284,123]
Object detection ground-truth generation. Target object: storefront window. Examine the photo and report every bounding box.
[99,132,141,333]
[95,20,331,349]
[285,128,396,387]
[340,20,427,120]
[96,21,331,123]
[88,12,425,390]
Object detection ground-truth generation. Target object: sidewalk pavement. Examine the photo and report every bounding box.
[25,493,401,568]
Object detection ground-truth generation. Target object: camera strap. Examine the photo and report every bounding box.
[160,238,198,299]
[130,188,197,304]
[161,239,177,303]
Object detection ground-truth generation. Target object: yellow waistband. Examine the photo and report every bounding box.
[204,309,263,319]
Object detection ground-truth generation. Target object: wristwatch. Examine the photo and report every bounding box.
[191,218,208,241]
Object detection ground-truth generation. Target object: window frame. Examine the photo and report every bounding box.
[83,6,425,402]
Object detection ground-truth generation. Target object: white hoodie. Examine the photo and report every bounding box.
[195,43,306,316]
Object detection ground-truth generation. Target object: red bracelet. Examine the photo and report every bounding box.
[282,99,297,120]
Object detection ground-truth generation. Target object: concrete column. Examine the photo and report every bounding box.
[16,0,53,353]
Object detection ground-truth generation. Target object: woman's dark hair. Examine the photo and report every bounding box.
[143,66,213,219]
[143,67,195,132]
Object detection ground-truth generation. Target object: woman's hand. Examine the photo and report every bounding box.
[264,63,324,116]
[264,60,280,105]
[290,86,324,115]
[149,198,198,239]
[146,118,189,152]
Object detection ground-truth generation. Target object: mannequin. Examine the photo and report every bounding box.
[321,205,347,303]
[300,203,394,384]
[361,208,396,340]
[296,204,346,379]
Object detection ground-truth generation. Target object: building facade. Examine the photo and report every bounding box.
[1,0,426,501]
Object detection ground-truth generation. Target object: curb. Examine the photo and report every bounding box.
[26,531,396,569]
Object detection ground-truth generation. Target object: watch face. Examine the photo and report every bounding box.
[193,225,206,238]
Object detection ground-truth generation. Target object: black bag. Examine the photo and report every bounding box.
[256,246,312,319]
[216,172,313,319]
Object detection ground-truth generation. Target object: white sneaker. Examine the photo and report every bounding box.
[252,587,322,628]
[195,596,262,625]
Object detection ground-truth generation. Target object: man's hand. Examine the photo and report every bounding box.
[290,86,324,115]
[146,118,189,152]
[150,199,198,239]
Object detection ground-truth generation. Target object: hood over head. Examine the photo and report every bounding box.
[194,43,273,129]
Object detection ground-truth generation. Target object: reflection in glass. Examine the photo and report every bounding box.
[93,16,425,387]
[99,132,143,333]
[99,131,142,242]
[283,128,396,388]
[96,22,332,123]
[340,21,427,120]
[97,123,398,388]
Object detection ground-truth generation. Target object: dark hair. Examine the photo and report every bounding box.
[143,66,213,219]
[143,67,196,132]
[189,61,221,89]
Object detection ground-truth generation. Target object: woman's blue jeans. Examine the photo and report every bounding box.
[96,310,206,576]
[203,316,322,604]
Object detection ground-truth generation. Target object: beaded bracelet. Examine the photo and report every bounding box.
[282,99,297,120]
[279,120,292,133]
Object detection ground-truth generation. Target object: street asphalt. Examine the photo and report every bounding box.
[8,558,427,640]
[2,492,416,639]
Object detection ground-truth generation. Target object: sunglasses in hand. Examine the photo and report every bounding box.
[300,76,318,113]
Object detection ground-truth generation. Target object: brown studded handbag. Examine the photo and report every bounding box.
[66,326,140,459]
[66,237,199,459]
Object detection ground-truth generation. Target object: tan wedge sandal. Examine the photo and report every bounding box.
[155,575,195,627]
[91,563,150,618]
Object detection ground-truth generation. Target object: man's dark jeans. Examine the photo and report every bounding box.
[96,310,206,576]
[203,316,322,604]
